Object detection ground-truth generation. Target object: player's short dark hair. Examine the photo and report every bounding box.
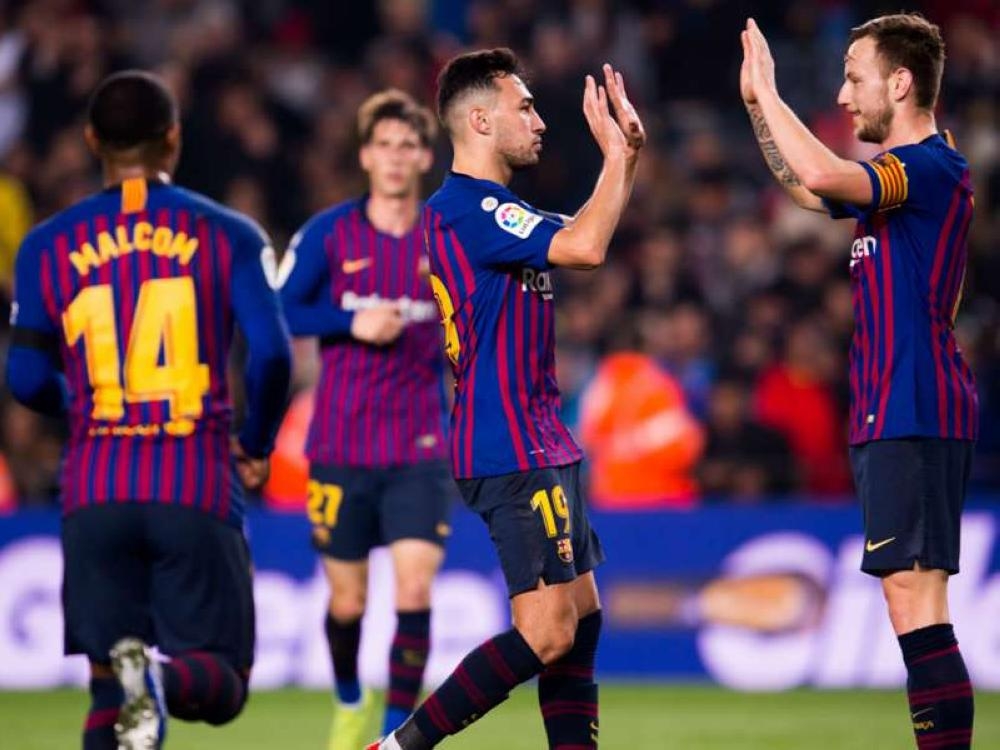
[848,13,945,110]
[436,47,523,128]
[88,70,178,150]
[357,89,437,147]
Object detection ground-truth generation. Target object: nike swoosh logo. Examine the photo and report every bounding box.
[911,708,934,719]
[866,536,896,552]
[341,258,372,274]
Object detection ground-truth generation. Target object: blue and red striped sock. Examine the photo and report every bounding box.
[396,627,543,749]
[162,651,248,726]
[383,609,431,736]
[899,624,974,749]
[538,610,601,750]
[83,676,123,750]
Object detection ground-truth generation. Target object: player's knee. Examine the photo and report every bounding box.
[520,616,577,665]
[395,578,433,611]
[881,572,941,632]
[329,595,366,623]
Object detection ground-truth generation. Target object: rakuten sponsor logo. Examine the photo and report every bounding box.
[850,235,877,269]
[521,268,553,300]
[341,291,438,323]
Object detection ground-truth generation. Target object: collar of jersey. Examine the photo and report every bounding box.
[447,170,510,194]
[102,176,171,194]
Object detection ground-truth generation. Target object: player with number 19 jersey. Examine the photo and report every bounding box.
[424,173,583,479]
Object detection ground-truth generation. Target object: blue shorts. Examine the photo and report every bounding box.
[456,462,605,597]
[62,504,255,669]
[308,460,454,561]
[850,438,973,576]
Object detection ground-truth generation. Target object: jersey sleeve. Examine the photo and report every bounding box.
[10,230,58,337]
[228,218,292,458]
[278,215,355,338]
[7,231,67,417]
[455,196,562,270]
[860,144,942,213]
[821,197,868,220]
[823,144,941,218]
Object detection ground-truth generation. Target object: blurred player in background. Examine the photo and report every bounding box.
[5,71,291,749]
[370,49,645,750]
[742,14,977,748]
[278,90,452,749]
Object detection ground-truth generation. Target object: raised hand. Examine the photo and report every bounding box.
[582,63,646,161]
[744,18,778,99]
[602,63,646,156]
[740,28,756,104]
[582,72,626,159]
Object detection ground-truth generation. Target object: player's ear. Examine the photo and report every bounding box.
[418,146,433,174]
[468,105,491,137]
[889,67,914,104]
[162,123,182,170]
[83,125,102,158]
[164,123,181,155]
[359,141,372,172]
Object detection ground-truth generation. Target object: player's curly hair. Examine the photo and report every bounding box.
[848,13,945,110]
[436,47,523,130]
[357,89,437,147]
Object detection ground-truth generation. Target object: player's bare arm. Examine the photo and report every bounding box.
[740,34,825,213]
[742,18,872,208]
[547,63,645,269]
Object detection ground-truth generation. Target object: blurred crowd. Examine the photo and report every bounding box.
[0,0,998,509]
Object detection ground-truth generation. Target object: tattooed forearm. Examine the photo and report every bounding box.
[748,105,801,187]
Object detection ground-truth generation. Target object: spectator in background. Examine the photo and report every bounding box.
[754,318,852,496]
[699,377,795,499]
[0,168,31,294]
[579,352,704,509]
[0,6,27,159]
[642,302,716,420]
[0,398,62,507]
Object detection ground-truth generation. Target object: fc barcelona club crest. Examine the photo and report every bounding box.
[557,538,574,564]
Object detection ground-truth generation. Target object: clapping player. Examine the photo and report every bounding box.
[742,14,977,748]
[369,50,644,750]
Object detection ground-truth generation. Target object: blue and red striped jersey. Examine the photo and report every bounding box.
[9,178,290,527]
[425,172,583,478]
[280,198,447,467]
[825,133,978,444]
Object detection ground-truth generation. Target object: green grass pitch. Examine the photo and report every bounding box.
[3,685,998,749]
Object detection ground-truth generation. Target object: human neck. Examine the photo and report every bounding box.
[366,191,420,237]
[451,147,511,186]
[879,109,938,151]
[102,163,171,189]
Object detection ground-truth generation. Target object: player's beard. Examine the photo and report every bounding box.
[498,136,541,170]
[856,98,894,144]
